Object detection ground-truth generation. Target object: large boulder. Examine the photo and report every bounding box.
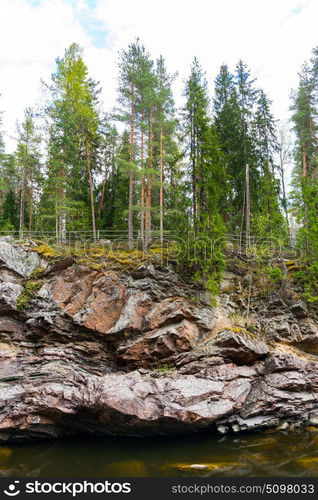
[0,283,23,313]
[213,329,269,364]
[0,242,44,279]
[117,320,200,367]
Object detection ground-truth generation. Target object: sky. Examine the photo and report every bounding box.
[1,0,318,152]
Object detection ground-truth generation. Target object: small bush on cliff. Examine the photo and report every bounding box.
[17,281,43,311]
[191,271,220,307]
[265,266,284,282]
[29,267,46,280]
[34,244,61,259]
[295,262,318,303]
[154,363,174,373]
[205,275,220,306]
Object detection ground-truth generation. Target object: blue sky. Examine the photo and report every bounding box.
[1,0,318,151]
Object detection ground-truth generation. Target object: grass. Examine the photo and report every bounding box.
[27,241,174,272]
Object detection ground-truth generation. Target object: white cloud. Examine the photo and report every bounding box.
[1,0,318,153]
[94,0,318,119]
[0,0,90,149]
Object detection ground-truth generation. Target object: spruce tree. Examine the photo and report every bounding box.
[213,64,242,227]
[0,103,6,210]
[291,59,318,259]
[183,58,227,282]
[252,90,285,239]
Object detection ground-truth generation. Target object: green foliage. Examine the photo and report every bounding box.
[2,40,317,298]
[0,151,20,232]
[191,265,222,306]
[29,267,46,280]
[265,265,284,282]
[205,275,220,306]
[0,190,19,231]
[295,261,318,303]
[213,61,285,238]
[38,43,101,238]
[179,58,227,287]
[290,51,318,261]
[154,363,173,373]
[17,280,43,311]
[205,276,220,296]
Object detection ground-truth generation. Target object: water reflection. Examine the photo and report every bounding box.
[1,428,318,477]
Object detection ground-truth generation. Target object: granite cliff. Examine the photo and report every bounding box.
[0,239,318,442]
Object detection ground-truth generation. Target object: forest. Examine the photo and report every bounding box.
[0,40,318,295]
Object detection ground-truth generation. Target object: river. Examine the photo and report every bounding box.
[1,429,317,477]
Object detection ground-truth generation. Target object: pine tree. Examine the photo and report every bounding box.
[15,108,42,237]
[117,39,153,246]
[40,43,101,241]
[277,122,292,241]
[154,56,176,244]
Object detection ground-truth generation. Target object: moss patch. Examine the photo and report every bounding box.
[34,244,62,259]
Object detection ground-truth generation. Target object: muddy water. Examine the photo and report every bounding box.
[1,429,318,477]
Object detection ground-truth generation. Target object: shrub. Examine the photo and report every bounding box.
[265,266,284,282]
[17,281,43,311]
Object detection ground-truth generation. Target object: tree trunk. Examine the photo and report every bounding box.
[145,112,153,248]
[98,151,109,219]
[302,149,308,178]
[302,148,309,254]
[192,115,197,235]
[19,167,26,239]
[19,141,29,239]
[245,163,251,249]
[55,199,59,241]
[58,160,67,244]
[28,180,33,232]
[85,139,96,241]
[279,151,291,243]
[159,128,164,246]
[60,210,66,243]
[128,84,135,249]
[98,179,106,219]
[140,112,145,243]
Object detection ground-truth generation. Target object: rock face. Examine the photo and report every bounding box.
[0,241,318,442]
[0,241,43,279]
